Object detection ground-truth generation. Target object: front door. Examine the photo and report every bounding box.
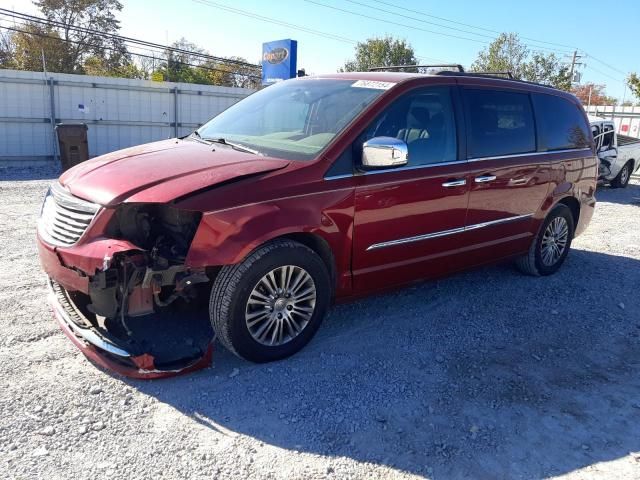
[352,85,470,293]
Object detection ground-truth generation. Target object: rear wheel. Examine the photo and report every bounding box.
[610,161,632,188]
[516,204,575,276]
[210,239,331,362]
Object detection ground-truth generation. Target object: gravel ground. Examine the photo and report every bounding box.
[1,170,639,480]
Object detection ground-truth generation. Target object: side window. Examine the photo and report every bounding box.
[601,125,615,150]
[358,86,457,167]
[531,93,590,151]
[463,89,535,158]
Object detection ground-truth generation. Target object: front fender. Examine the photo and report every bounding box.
[184,188,355,296]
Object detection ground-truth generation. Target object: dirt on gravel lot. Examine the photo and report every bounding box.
[1,170,639,480]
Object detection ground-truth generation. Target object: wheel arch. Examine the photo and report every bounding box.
[556,195,580,228]
[278,232,337,296]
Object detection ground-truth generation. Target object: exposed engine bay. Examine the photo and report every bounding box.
[54,204,216,374]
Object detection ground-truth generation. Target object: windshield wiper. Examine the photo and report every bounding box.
[189,130,210,144]
[205,137,261,155]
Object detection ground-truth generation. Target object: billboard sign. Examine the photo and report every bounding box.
[262,39,297,85]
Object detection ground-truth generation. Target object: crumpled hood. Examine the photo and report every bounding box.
[59,139,290,206]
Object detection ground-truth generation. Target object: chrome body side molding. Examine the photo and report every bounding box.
[366,213,533,251]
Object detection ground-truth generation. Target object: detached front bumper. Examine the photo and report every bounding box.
[47,279,213,379]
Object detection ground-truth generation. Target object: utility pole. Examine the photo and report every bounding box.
[568,50,583,83]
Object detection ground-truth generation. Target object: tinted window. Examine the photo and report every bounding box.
[463,89,535,158]
[532,93,590,151]
[358,87,457,166]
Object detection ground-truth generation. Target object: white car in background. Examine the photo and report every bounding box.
[590,116,640,188]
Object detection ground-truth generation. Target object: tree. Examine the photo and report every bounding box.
[470,33,572,90]
[522,53,572,91]
[157,38,209,84]
[0,30,15,67]
[153,40,260,87]
[33,0,128,73]
[628,73,640,100]
[83,55,145,79]
[571,83,618,106]
[341,36,416,72]
[2,23,73,72]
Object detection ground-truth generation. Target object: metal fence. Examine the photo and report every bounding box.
[583,104,640,139]
[0,69,254,167]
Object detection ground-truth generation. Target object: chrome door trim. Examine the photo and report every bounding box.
[366,213,533,251]
[325,148,592,180]
[366,226,465,251]
[467,148,591,163]
[463,213,533,231]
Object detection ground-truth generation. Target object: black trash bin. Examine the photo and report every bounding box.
[56,123,89,171]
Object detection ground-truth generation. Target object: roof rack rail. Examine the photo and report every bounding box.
[369,64,465,72]
[462,71,514,79]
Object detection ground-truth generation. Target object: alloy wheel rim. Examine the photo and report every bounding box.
[621,165,629,185]
[541,217,569,266]
[245,265,317,346]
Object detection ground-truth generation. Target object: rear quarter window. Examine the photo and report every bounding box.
[463,89,536,158]
[532,93,590,151]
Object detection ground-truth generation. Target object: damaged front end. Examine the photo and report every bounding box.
[598,157,612,181]
[42,200,216,378]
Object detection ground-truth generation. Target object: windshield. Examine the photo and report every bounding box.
[196,79,390,160]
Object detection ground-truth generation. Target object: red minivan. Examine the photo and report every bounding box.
[37,70,597,378]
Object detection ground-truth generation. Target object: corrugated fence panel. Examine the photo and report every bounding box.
[585,104,640,139]
[0,69,253,167]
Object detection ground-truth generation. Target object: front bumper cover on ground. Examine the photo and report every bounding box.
[47,279,213,379]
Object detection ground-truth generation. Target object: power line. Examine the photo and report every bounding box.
[584,63,624,84]
[344,0,572,54]
[304,0,489,45]
[191,0,449,63]
[365,0,578,51]
[191,0,359,45]
[344,0,497,41]
[0,23,261,79]
[0,8,260,69]
[583,52,627,76]
[306,0,573,55]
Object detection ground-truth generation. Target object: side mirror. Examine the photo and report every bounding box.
[361,137,408,170]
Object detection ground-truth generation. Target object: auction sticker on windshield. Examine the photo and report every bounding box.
[351,80,396,90]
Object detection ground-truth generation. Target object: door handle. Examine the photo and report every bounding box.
[442,179,467,187]
[474,175,497,183]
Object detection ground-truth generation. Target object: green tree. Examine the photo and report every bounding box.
[2,23,73,72]
[628,73,640,100]
[158,38,210,83]
[523,53,572,91]
[83,55,145,79]
[471,33,572,90]
[0,30,15,67]
[341,36,417,72]
[33,0,128,73]
[204,57,261,89]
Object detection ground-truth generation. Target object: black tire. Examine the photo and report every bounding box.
[515,204,575,276]
[610,161,632,188]
[210,239,331,363]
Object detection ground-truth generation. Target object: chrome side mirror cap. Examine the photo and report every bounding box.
[361,137,408,169]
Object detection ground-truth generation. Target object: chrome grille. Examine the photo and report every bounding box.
[38,183,100,247]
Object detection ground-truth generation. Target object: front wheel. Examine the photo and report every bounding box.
[610,161,632,188]
[516,204,575,276]
[210,239,331,363]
